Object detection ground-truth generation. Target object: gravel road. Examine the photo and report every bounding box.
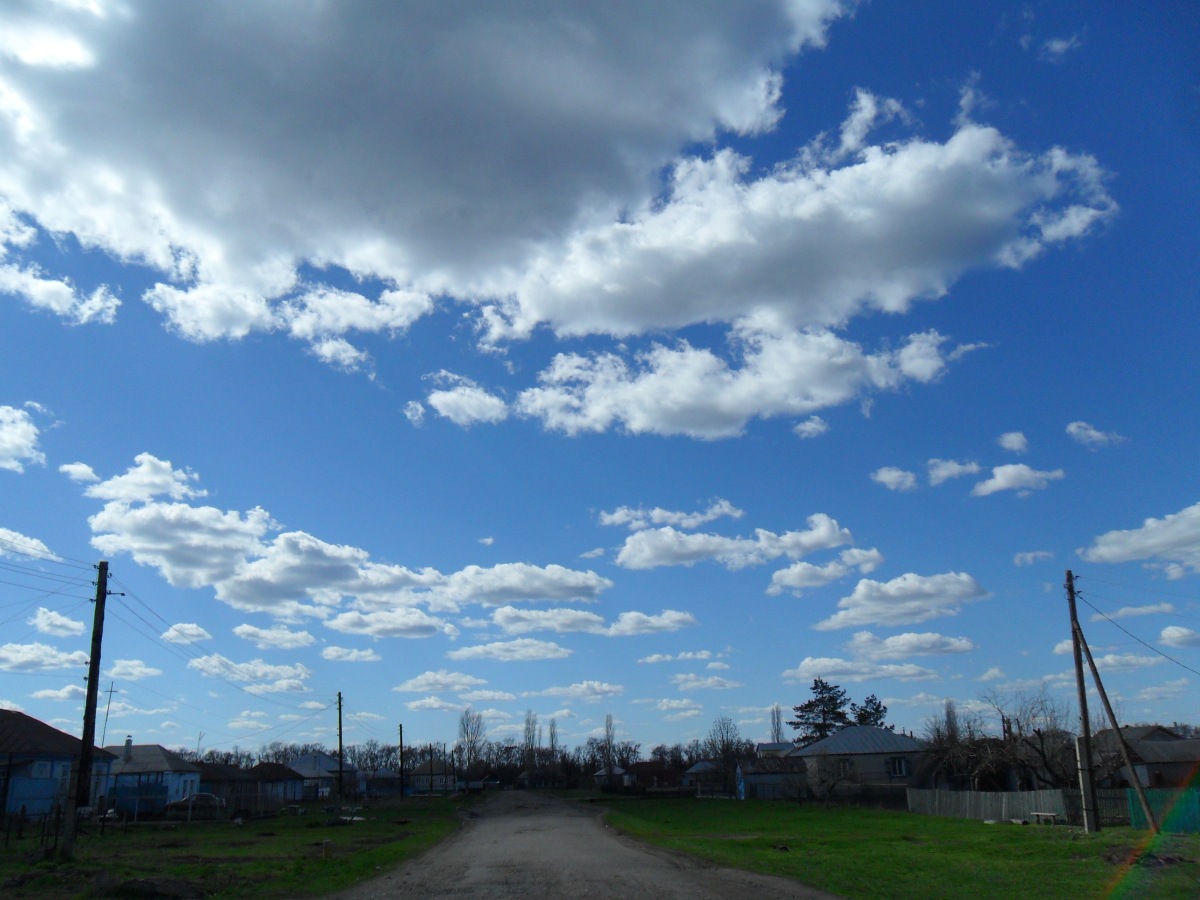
[330,791,838,899]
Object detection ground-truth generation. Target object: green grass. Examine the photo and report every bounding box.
[0,795,473,899]
[596,798,1200,899]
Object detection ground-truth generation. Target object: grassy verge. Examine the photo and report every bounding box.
[596,798,1200,899]
[0,795,473,899]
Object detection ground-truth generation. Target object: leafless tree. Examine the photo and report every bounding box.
[770,704,785,743]
[458,707,486,778]
[705,715,743,797]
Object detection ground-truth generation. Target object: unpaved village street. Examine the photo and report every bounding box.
[332,792,837,899]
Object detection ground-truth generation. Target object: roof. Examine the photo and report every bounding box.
[683,760,720,774]
[0,710,114,759]
[406,759,451,776]
[1127,739,1200,766]
[791,726,926,757]
[248,762,304,782]
[195,760,252,782]
[288,751,357,778]
[738,757,807,776]
[755,742,794,756]
[103,743,199,775]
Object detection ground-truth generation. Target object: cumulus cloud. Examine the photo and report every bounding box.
[599,499,743,531]
[324,608,451,639]
[1090,603,1173,622]
[767,547,883,596]
[424,372,509,427]
[446,638,571,662]
[846,631,974,659]
[1066,420,1124,448]
[871,467,917,492]
[1014,550,1054,567]
[490,606,695,636]
[971,464,1064,497]
[107,659,162,681]
[0,527,58,561]
[615,513,851,570]
[187,654,311,693]
[793,416,829,439]
[1078,501,1200,576]
[394,670,487,694]
[0,642,88,671]
[671,673,743,691]
[998,432,1028,453]
[527,681,624,702]
[28,607,84,637]
[781,656,937,683]
[406,696,462,712]
[0,405,45,472]
[233,624,316,650]
[321,646,380,662]
[927,458,981,486]
[638,651,714,664]
[1160,627,1200,649]
[161,623,211,644]
[32,684,86,701]
[59,462,99,482]
[815,571,988,630]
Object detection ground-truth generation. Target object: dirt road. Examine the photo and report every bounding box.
[331,791,838,899]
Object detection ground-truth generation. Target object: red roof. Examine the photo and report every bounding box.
[0,709,114,759]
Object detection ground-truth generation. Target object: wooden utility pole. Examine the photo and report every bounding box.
[63,561,109,858]
[1066,570,1099,832]
[1075,623,1158,833]
[398,722,404,801]
[337,692,345,800]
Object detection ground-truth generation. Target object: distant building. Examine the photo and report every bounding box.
[101,737,200,815]
[0,710,115,817]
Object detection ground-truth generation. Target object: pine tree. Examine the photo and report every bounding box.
[850,694,890,729]
[787,678,851,745]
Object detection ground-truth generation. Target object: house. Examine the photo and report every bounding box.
[681,760,724,794]
[196,760,254,810]
[626,760,681,790]
[790,726,926,799]
[755,742,794,758]
[1094,726,1200,789]
[101,737,200,815]
[0,710,115,818]
[592,765,634,789]
[288,750,358,799]
[247,762,305,806]
[737,756,808,800]
[406,758,453,794]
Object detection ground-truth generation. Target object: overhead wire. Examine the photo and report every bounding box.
[1076,591,1200,679]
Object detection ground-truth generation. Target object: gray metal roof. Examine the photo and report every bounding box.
[103,743,198,775]
[790,726,926,757]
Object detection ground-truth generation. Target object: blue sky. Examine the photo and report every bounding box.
[2,1,1198,757]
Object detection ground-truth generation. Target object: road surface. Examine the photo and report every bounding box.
[332,791,838,899]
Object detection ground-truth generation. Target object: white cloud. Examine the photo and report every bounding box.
[187,654,310,693]
[447,638,571,662]
[1066,420,1124,448]
[671,673,743,691]
[1052,639,1073,655]
[793,416,829,439]
[27,607,84,637]
[638,651,714,664]
[406,696,462,712]
[1160,626,1200,649]
[1090,653,1165,674]
[84,452,206,503]
[978,667,1005,682]
[815,571,988,630]
[781,656,937,683]
[233,624,316,650]
[161,623,211,644]
[1013,550,1054,567]
[599,499,743,531]
[615,513,850,570]
[607,610,697,636]
[459,689,516,702]
[527,681,624,702]
[927,458,981,486]
[1079,501,1200,575]
[1090,603,1173,622]
[1136,678,1188,702]
[998,432,1028,453]
[321,646,380,662]
[403,400,426,427]
[59,462,99,482]
[516,328,964,439]
[0,405,45,472]
[971,464,1064,497]
[871,467,917,492]
[425,373,509,427]
[846,631,974,659]
[0,642,88,671]
[492,606,606,634]
[107,659,162,681]
[1039,34,1083,63]
[394,670,487,694]
[0,527,58,561]
[32,683,86,701]
[324,608,450,639]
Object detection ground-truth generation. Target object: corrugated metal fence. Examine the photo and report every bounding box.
[909,788,1130,826]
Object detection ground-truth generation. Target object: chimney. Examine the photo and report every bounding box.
[124,736,133,762]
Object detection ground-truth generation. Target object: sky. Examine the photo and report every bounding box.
[1,1,1198,759]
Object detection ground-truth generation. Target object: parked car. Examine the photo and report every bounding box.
[164,793,226,817]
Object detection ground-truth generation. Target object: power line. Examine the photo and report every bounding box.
[1076,592,1200,679]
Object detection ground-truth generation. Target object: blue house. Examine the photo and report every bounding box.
[0,710,114,818]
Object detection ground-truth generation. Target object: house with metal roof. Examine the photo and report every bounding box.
[790,726,927,799]
[100,737,200,815]
[0,710,115,818]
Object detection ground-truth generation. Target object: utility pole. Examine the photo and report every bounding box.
[1066,570,1099,832]
[63,561,110,858]
[100,683,118,748]
[337,692,345,801]
[398,723,404,801]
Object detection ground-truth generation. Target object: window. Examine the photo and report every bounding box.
[887,756,910,778]
[837,758,853,778]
